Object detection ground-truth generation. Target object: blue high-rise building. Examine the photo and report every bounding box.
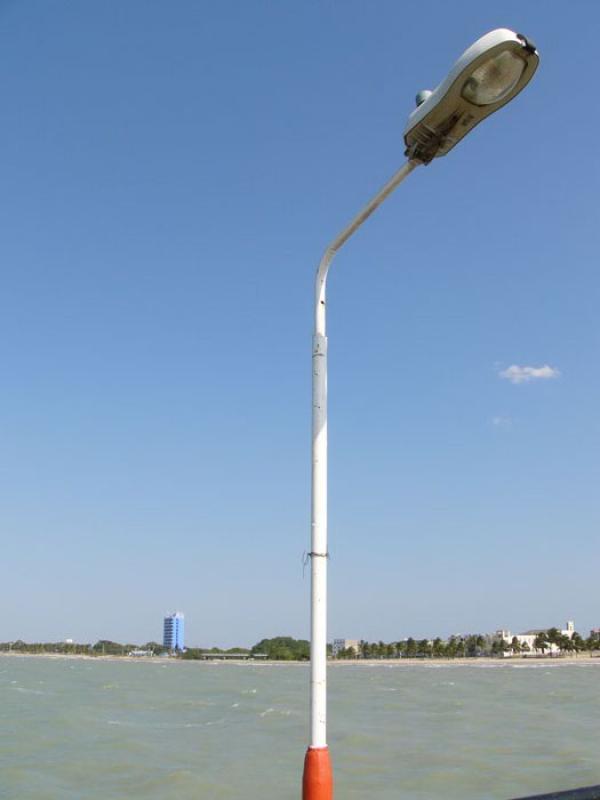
[163,611,185,651]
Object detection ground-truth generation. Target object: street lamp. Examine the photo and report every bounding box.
[302,28,539,800]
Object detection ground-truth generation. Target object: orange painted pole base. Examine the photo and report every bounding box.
[302,746,333,800]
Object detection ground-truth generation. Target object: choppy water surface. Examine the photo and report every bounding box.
[2,656,600,799]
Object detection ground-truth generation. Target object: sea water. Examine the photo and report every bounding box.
[2,655,600,799]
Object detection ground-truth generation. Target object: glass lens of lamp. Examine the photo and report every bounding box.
[461,50,526,106]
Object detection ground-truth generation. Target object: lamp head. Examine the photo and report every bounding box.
[404,29,539,164]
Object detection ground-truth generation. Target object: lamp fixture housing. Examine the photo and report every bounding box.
[404,28,539,164]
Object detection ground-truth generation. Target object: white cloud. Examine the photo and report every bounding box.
[492,415,512,429]
[499,365,560,384]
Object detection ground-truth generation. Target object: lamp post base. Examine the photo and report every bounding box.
[302,746,333,800]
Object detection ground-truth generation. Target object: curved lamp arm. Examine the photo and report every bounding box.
[314,158,420,335]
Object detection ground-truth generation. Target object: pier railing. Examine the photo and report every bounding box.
[512,786,600,799]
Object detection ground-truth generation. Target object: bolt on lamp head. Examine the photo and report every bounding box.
[404,28,539,164]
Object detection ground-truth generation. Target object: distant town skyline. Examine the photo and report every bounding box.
[4,615,599,655]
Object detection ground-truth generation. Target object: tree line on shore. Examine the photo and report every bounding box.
[0,636,310,660]
[2,630,599,660]
[0,640,170,656]
[182,637,310,660]
[335,629,600,659]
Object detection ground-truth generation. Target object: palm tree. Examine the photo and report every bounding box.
[446,637,458,659]
[465,636,478,657]
[396,640,407,659]
[491,639,503,657]
[511,636,522,656]
[557,634,571,655]
[572,632,584,656]
[534,632,548,655]
[546,627,560,647]
[417,639,431,658]
[432,637,444,658]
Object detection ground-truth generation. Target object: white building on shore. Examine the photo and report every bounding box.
[497,620,575,656]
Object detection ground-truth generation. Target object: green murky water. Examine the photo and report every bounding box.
[2,655,600,799]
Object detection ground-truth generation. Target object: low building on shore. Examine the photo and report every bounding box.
[332,638,360,657]
[497,620,575,656]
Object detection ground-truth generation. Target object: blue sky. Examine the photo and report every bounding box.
[1,1,598,647]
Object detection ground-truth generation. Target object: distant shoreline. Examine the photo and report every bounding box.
[2,651,599,666]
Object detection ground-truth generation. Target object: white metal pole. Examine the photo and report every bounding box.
[306,159,420,773]
[310,322,328,748]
